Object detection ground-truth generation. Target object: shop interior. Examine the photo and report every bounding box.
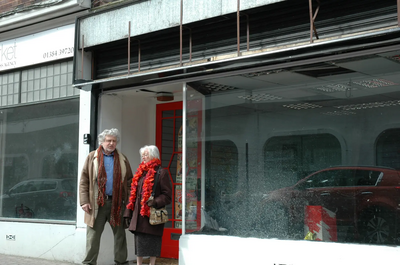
[101,49,400,247]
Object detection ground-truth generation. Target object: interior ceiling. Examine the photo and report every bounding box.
[116,50,400,109]
[116,83,183,100]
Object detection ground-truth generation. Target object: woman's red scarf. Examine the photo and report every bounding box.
[126,158,161,217]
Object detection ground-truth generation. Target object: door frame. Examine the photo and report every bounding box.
[156,101,183,259]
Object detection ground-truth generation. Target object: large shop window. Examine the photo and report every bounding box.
[0,61,79,222]
[186,50,400,246]
[0,99,79,221]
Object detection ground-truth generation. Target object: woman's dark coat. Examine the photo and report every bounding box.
[124,166,172,236]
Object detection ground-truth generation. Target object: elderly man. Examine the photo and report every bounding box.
[79,128,133,265]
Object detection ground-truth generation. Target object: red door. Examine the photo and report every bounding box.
[156,102,183,259]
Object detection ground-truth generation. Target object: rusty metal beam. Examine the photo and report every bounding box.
[181,26,192,63]
[398,0,400,26]
[81,35,84,79]
[128,22,141,73]
[309,0,320,43]
[246,14,249,52]
[237,0,240,56]
[189,28,192,62]
[179,1,193,66]
[128,22,131,75]
[309,0,313,43]
[313,0,320,40]
[237,1,250,54]
[184,27,192,62]
[180,0,183,66]
[137,40,141,72]
[238,13,250,52]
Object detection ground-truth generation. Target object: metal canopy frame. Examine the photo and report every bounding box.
[309,0,320,43]
[75,0,400,88]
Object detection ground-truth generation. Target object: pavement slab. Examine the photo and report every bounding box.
[0,254,179,265]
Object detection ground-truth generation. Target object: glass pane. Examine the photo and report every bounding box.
[376,128,400,169]
[169,153,179,183]
[18,60,74,104]
[0,99,79,221]
[174,118,182,152]
[175,109,182,116]
[205,141,238,230]
[161,118,174,168]
[175,185,182,223]
[186,52,400,245]
[265,134,341,190]
[162,110,174,117]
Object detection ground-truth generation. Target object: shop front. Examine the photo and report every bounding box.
[73,0,400,264]
[179,47,400,264]
[76,44,400,265]
[0,23,84,261]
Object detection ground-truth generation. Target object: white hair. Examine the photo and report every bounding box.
[140,145,160,162]
[98,128,120,144]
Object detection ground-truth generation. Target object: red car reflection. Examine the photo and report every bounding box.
[263,166,400,244]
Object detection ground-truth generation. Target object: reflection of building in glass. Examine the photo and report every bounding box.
[187,51,400,246]
[0,43,79,222]
[0,99,79,221]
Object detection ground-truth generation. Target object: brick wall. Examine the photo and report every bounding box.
[0,0,40,14]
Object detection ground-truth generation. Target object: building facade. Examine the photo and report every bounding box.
[73,0,400,264]
[2,0,400,264]
[0,0,92,264]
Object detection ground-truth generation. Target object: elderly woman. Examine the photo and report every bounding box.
[124,145,172,265]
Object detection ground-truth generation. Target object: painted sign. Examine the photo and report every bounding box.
[0,24,74,72]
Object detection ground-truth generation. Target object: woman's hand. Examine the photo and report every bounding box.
[147,198,156,207]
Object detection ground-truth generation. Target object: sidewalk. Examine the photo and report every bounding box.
[0,254,179,265]
[0,253,78,265]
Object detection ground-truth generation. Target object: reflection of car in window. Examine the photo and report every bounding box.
[262,166,400,245]
[1,178,77,220]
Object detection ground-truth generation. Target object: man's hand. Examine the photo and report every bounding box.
[81,203,91,213]
[124,217,131,228]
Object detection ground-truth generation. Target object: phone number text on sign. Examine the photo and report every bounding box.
[43,47,74,59]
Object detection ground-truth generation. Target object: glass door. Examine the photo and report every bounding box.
[156,102,182,259]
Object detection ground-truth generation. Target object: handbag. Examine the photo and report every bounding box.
[148,168,169,225]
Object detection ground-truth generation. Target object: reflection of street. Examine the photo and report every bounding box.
[220,190,244,210]
[16,204,34,218]
[261,166,400,245]
[217,190,272,238]
[1,178,77,220]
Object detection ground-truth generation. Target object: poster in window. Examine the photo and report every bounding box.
[176,154,182,183]
[175,185,182,219]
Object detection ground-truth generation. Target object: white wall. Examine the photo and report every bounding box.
[179,234,400,265]
[120,94,157,168]
[0,222,86,262]
[99,92,160,165]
